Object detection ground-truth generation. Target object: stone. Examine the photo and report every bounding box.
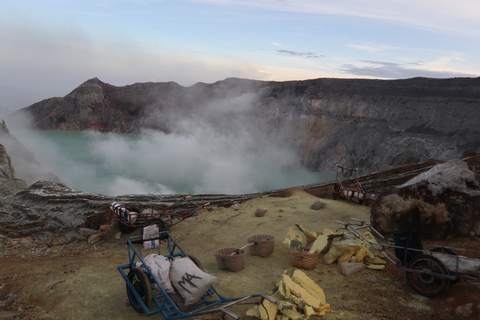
[454,303,474,317]
[371,159,480,239]
[255,208,268,217]
[99,224,112,232]
[337,262,366,277]
[310,201,326,210]
[87,233,102,244]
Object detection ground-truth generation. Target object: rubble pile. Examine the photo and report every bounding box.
[323,231,388,270]
[246,269,331,320]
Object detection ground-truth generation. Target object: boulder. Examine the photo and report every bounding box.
[371,159,480,238]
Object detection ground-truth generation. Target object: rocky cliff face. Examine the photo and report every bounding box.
[1,117,480,241]
[11,77,480,174]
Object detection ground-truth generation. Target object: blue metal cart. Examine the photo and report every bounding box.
[118,231,275,319]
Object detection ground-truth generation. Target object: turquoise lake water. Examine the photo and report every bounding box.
[13,129,335,196]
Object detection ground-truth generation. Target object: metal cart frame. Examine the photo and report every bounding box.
[118,231,275,319]
[335,219,480,297]
[332,165,367,204]
[110,197,209,234]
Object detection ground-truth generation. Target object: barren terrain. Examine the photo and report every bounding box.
[1,188,479,320]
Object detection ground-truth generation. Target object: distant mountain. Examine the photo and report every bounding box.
[10,76,480,174]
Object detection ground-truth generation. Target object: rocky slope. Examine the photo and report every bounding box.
[9,77,480,173]
[1,118,480,241]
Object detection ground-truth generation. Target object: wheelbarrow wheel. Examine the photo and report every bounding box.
[430,247,460,284]
[145,218,169,231]
[126,267,152,313]
[187,254,204,271]
[405,254,450,297]
[118,221,136,234]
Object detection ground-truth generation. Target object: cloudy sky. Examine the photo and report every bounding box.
[1,0,480,111]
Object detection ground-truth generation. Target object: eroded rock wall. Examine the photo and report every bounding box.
[9,77,480,174]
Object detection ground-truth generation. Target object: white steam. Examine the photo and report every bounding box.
[6,91,334,196]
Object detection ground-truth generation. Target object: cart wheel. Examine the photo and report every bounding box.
[187,254,204,271]
[430,247,460,284]
[118,221,136,234]
[405,254,450,297]
[127,267,152,313]
[146,218,169,230]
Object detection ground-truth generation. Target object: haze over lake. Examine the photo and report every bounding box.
[11,129,335,196]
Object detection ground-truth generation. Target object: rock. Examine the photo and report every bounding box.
[115,232,122,240]
[255,208,268,217]
[14,77,480,175]
[366,275,378,283]
[99,224,112,232]
[310,201,326,210]
[371,159,480,238]
[230,202,241,211]
[337,262,366,277]
[87,233,102,244]
[45,279,65,289]
[454,303,475,317]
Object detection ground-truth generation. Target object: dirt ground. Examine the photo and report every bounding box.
[1,188,480,320]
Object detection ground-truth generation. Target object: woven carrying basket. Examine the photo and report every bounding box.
[247,234,275,257]
[306,232,322,246]
[290,251,320,270]
[214,248,246,272]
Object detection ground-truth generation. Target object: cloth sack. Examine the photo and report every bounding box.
[110,202,137,224]
[136,254,174,293]
[143,224,159,249]
[169,257,218,306]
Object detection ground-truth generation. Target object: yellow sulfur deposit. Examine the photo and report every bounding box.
[247,270,330,319]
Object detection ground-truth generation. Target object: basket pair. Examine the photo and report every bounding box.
[214,235,275,272]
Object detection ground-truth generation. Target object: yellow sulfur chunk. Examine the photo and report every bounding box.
[246,304,260,318]
[337,252,353,264]
[324,245,342,264]
[260,298,278,320]
[304,305,315,320]
[291,269,326,305]
[308,233,329,254]
[366,264,385,270]
[283,227,303,246]
[282,274,321,309]
[364,256,387,265]
[355,246,372,263]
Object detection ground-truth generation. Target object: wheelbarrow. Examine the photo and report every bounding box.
[118,231,276,319]
[110,196,209,234]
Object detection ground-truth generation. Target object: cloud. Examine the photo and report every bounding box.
[277,50,323,59]
[7,88,332,196]
[347,43,399,53]
[192,0,480,38]
[338,60,479,79]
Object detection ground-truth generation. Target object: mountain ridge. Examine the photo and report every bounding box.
[10,76,480,174]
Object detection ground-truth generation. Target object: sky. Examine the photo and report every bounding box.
[1,0,480,112]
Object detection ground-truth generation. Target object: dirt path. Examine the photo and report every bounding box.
[1,188,479,319]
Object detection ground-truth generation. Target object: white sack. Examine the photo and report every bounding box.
[143,224,159,249]
[136,254,174,293]
[169,257,218,306]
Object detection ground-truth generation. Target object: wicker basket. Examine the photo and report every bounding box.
[214,248,246,272]
[306,232,322,246]
[290,251,320,270]
[247,234,275,257]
